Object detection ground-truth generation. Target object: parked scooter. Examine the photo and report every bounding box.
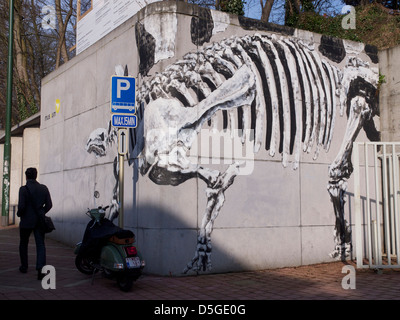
[74,205,145,291]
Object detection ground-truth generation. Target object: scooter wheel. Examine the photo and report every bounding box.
[117,275,133,292]
[75,253,98,275]
[102,269,114,279]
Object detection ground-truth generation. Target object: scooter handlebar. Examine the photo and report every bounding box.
[85,205,110,218]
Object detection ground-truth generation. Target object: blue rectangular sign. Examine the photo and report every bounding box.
[111,76,136,114]
[111,114,137,128]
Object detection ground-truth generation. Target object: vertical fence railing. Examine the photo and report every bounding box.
[354,142,400,269]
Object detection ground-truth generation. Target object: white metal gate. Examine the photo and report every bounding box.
[353,142,400,269]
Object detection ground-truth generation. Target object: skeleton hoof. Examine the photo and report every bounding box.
[183,237,212,274]
[329,243,352,260]
[330,223,352,261]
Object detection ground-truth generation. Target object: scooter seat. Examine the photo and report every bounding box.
[109,235,134,244]
[109,229,135,244]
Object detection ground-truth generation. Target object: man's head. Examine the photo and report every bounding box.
[25,167,37,180]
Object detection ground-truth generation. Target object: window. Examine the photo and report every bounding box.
[77,0,93,21]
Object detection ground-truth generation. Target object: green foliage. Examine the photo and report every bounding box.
[16,85,38,125]
[379,73,386,85]
[296,12,354,40]
[219,0,246,16]
[378,72,386,91]
[285,13,299,28]
[294,4,400,49]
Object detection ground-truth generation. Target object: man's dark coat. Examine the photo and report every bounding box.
[17,179,53,229]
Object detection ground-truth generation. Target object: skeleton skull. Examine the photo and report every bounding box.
[86,128,108,157]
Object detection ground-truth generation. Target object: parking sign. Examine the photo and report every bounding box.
[111,76,136,114]
[111,114,137,128]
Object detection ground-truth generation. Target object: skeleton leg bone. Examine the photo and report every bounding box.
[183,162,241,273]
[328,180,352,259]
[146,145,241,273]
[328,96,370,260]
[108,156,120,222]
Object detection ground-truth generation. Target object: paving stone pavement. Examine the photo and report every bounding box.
[1,226,399,302]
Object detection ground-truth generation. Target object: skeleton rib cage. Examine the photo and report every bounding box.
[130,33,347,169]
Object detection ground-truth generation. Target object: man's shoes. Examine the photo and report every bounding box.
[19,266,27,273]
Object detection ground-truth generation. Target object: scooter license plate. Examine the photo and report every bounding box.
[126,257,141,268]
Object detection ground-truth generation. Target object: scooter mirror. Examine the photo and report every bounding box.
[94,191,100,198]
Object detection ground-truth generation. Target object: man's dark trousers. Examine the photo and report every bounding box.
[19,227,46,271]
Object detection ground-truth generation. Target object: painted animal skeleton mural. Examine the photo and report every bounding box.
[85,64,120,222]
[86,122,120,222]
[86,9,380,274]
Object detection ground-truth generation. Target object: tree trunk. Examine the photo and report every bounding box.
[55,0,73,68]
[13,0,29,85]
[30,0,45,79]
[13,0,37,119]
[285,0,301,26]
[260,0,274,23]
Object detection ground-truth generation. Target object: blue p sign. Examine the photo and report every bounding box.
[117,79,130,98]
[111,76,136,114]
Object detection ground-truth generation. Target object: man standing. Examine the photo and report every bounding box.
[17,167,53,280]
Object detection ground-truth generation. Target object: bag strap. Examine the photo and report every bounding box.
[25,185,40,215]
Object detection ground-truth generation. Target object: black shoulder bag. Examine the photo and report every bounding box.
[26,186,55,233]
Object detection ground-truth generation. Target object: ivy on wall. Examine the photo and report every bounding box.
[219,0,245,16]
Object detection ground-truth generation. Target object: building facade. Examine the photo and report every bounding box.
[38,2,382,275]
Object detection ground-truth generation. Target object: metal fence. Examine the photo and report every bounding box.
[1,204,17,226]
[354,142,400,269]
[9,204,17,225]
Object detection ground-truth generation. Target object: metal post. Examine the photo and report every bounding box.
[382,145,392,265]
[365,143,372,266]
[118,153,124,228]
[354,142,363,268]
[374,144,383,265]
[372,220,378,265]
[391,144,400,265]
[1,0,15,227]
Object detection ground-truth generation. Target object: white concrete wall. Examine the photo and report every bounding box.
[22,128,41,185]
[9,137,23,206]
[379,45,400,142]
[0,127,40,225]
[40,2,379,275]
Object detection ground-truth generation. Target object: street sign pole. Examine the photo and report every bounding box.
[110,75,136,229]
[117,128,128,228]
[2,0,15,227]
[118,143,124,228]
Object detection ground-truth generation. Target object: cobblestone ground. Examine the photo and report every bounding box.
[1,226,399,301]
